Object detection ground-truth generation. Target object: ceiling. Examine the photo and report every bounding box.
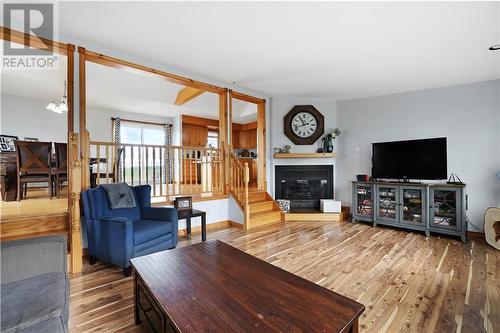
[1,53,257,124]
[55,1,500,100]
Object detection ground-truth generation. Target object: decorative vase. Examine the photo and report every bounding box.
[323,134,334,153]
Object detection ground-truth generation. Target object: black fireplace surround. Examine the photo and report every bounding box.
[275,165,334,211]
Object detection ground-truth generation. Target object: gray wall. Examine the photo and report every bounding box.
[336,79,500,230]
[269,96,338,197]
[2,94,67,143]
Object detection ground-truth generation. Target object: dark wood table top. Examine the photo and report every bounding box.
[131,240,364,332]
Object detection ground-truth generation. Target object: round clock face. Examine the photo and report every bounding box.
[291,112,317,138]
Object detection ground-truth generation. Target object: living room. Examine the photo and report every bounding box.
[1,2,499,333]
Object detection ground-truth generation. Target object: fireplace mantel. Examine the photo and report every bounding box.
[273,152,336,158]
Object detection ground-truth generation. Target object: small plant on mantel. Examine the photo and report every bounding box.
[321,128,341,153]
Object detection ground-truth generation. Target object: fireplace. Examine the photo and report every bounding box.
[275,165,333,211]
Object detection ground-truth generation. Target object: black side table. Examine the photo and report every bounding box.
[178,209,207,241]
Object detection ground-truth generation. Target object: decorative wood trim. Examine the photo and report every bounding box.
[0,27,68,55]
[175,87,205,105]
[220,90,229,194]
[80,49,224,93]
[231,91,266,104]
[229,220,244,228]
[257,103,266,191]
[179,220,232,236]
[69,133,83,274]
[273,152,336,158]
[467,231,485,240]
[182,115,219,128]
[241,121,258,131]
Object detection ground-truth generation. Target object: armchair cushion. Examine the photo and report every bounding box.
[133,219,173,245]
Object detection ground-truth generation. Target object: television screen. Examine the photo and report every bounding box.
[372,138,447,180]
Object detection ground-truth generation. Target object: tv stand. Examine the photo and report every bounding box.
[351,180,467,242]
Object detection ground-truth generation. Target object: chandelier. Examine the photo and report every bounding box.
[46,81,68,114]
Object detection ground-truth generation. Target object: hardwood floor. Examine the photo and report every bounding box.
[69,220,499,333]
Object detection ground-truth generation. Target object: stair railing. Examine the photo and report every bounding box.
[229,152,250,226]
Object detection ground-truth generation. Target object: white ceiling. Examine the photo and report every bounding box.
[1,55,257,124]
[56,1,500,100]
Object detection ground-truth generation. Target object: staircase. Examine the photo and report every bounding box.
[247,191,283,229]
[229,152,283,230]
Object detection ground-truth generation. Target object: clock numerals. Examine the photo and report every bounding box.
[292,112,317,138]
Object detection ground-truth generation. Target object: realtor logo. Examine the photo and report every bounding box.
[2,2,58,70]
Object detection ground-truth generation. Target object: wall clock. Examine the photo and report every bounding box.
[284,105,324,145]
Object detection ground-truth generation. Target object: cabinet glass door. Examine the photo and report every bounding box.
[400,187,425,225]
[376,186,398,222]
[355,184,373,218]
[430,188,460,229]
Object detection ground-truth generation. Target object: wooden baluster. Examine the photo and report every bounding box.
[189,149,193,194]
[177,148,181,195]
[244,162,250,229]
[152,147,156,196]
[105,145,110,183]
[96,144,100,186]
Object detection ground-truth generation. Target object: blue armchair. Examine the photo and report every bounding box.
[82,184,178,275]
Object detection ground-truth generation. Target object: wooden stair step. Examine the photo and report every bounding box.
[249,210,282,228]
[248,191,267,203]
[249,200,274,214]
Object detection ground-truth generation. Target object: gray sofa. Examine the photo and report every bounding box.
[1,236,69,333]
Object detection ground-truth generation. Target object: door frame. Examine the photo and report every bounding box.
[77,48,229,193]
[229,90,267,191]
[0,27,82,274]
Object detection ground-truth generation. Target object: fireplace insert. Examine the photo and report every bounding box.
[275,165,333,211]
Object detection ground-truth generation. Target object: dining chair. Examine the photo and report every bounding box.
[54,143,68,198]
[15,141,53,201]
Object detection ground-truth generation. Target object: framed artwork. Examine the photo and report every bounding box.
[174,196,192,211]
[0,135,18,152]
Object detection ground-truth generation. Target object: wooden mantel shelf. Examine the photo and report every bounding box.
[273,152,336,158]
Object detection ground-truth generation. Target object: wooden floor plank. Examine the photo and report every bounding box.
[69,220,499,333]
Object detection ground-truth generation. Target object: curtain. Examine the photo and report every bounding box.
[112,118,123,182]
[164,124,173,184]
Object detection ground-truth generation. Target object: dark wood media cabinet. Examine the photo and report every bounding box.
[352,181,467,242]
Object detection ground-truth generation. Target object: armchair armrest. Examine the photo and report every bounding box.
[99,217,134,268]
[1,235,67,284]
[141,207,178,222]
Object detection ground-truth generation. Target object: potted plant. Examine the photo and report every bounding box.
[322,128,341,153]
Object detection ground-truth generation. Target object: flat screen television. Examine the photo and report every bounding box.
[372,137,447,180]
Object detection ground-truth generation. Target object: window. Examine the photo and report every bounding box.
[120,120,165,145]
[207,130,218,148]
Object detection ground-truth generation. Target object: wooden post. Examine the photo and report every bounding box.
[69,133,83,274]
[243,162,250,230]
[219,90,229,194]
[257,102,266,192]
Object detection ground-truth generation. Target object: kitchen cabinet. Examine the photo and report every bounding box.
[234,129,257,149]
[183,125,208,147]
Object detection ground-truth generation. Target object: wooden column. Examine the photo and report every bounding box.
[257,102,266,191]
[243,162,250,230]
[69,133,83,274]
[219,89,229,194]
[78,47,90,190]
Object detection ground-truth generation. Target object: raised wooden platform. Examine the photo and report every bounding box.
[1,194,69,241]
[284,206,350,222]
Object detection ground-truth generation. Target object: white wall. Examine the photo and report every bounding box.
[86,106,174,142]
[269,96,338,197]
[1,94,67,143]
[336,79,500,231]
[228,194,244,225]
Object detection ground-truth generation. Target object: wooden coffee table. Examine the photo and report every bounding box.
[131,240,364,333]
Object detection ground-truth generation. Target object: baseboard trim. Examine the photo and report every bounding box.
[229,220,244,228]
[467,231,484,240]
[179,219,239,236]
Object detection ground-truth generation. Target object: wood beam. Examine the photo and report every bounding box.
[81,49,224,94]
[175,87,205,105]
